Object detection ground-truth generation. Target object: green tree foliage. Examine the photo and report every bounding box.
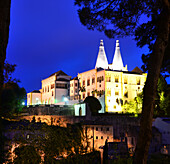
[84,96,101,115]
[154,76,170,116]
[13,145,41,164]
[75,1,170,163]
[2,63,26,117]
[2,82,26,117]
[122,93,143,114]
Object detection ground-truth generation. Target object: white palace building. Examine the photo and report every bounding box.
[27,40,147,113]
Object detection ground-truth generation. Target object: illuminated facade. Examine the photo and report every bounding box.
[27,70,71,106]
[27,40,147,113]
[74,40,147,113]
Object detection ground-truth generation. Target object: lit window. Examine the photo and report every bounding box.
[106,76,111,82]
[115,77,119,83]
[92,78,95,84]
[51,84,54,89]
[87,79,90,86]
[107,90,111,96]
[115,91,119,96]
[137,78,141,85]
[124,78,127,84]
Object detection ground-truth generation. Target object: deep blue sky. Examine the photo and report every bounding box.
[6,0,169,93]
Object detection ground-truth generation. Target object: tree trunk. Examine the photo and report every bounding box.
[0,0,11,162]
[134,1,170,164]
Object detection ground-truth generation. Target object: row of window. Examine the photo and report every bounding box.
[95,136,110,140]
[106,77,141,85]
[43,83,68,93]
[82,90,104,99]
[96,127,110,131]
[70,83,78,87]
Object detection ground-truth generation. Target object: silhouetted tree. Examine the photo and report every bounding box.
[2,82,26,117]
[75,1,170,163]
[0,0,11,162]
[103,139,108,164]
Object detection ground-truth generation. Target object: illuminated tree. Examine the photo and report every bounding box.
[122,93,143,114]
[14,145,41,164]
[75,0,170,163]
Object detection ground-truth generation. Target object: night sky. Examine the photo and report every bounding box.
[6,0,169,93]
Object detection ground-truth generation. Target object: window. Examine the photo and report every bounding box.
[115,91,119,96]
[138,87,140,90]
[87,92,90,96]
[87,79,90,86]
[83,80,85,86]
[83,93,85,99]
[99,84,101,87]
[101,127,103,131]
[48,86,49,92]
[97,76,104,83]
[106,127,110,131]
[96,136,98,139]
[75,83,78,87]
[124,78,127,84]
[52,91,54,96]
[107,90,111,96]
[92,77,95,84]
[124,92,128,98]
[114,105,116,109]
[131,137,134,145]
[96,127,98,131]
[116,85,118,87]
[101,136,103,139]
[56,83,68,89]
[51,84,54,89]
[115,77,119,83]
[107,136,109,139]
[79,82,81,87]
[137,78,141,85]
[106,76,111,82]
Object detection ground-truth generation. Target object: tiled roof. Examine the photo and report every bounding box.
[49,70,69,77]
[132,67,143,74]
